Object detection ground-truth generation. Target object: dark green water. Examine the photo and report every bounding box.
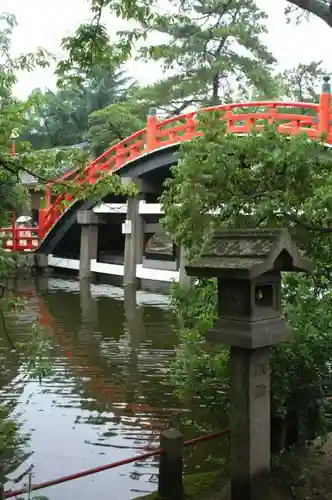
[0,277,222,500]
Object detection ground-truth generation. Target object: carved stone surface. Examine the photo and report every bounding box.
[230,347,271,500]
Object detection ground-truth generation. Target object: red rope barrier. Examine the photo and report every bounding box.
[4,449,160,498]
[4,428,229,498]
[10,396,332,497]
[184,427,230,447]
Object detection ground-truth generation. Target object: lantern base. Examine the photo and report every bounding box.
[207,316,292,349]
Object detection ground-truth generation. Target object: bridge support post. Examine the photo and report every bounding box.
[77,210,100,280]
[123,194,144,288]
[80,279,98,334]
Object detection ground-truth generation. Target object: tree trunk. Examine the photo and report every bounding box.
[271,411,299,453]
[212,73,220,105]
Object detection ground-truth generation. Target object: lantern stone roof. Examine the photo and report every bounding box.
[185,228,312,279]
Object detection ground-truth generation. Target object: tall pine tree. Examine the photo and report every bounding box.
[58,0,332,81]
[136,0,276,113]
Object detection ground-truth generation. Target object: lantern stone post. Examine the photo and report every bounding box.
[186,229,312,500]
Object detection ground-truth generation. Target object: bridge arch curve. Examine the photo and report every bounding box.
[38,145,179,256]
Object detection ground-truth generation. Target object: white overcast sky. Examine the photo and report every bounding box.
[2,0,332,99]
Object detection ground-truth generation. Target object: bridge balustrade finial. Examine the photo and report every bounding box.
[148,106,157,116]
[322,75,331,93]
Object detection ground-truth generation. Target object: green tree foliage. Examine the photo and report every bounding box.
[0,12,138,475]
[58,1,277,115]
[280,61,327,103]
[0,9,138,264]
[87,98,147,155]
[161,115,332,441]
[54,0,332,120]
[0,12,58,229]
[0,12,137,219]
[225,60,329,105]
[20,87,90,149]
[139,0,276,110]
[285,0,332,28]
[58,0,332,85]
[0,404,28,475]
[0,12,63,474]
[20,67,134,150]
[56,0,153,78]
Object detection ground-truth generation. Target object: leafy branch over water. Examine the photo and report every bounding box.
[0,286,53,480]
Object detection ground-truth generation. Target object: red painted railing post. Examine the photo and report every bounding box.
[45,185,52,209]
[318,76,331,136]
[38,208,45,240]
[146,107,158,151]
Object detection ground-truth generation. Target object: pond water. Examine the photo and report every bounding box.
[0,276,224,500]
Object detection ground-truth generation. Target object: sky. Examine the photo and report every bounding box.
[2,0,332,99]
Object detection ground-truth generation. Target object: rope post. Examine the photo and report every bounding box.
[146,106,158,151]
[318,75,331,136]
[158,428,184,500]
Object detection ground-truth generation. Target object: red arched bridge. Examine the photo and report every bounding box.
[2,80,332,252]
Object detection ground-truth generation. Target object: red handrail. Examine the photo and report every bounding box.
[2,97,332,251]
[37,101,326,239]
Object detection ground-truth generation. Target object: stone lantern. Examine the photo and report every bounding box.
[186,229,312,500]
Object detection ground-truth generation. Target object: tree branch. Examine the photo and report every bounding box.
[287,0,332,28]
[282,211,332,233]
[0,156,80,187]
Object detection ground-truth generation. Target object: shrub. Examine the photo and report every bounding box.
[162,118,332,446]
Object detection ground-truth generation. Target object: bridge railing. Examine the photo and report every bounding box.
[38,128,148,241]
[0,226,40,252]
[153,101,322,148]
[2,77,332,252]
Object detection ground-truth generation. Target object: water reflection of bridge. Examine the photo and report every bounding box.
[8,277,182,450]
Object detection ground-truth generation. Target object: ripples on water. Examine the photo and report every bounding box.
[0,277,207,500]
